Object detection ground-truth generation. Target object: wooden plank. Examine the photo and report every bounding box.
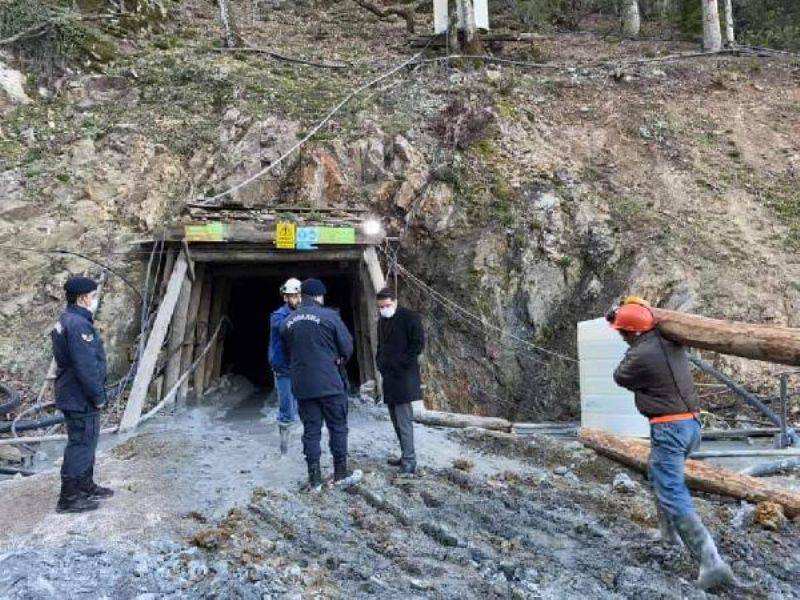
[159,249,177,300]
[163,273,193,399]
[182,239,196,282]
[651,307,800,366]
[363,246,386,293]
[414,410,512,432]
[179,264,206,400]
[578,427,800,518]
[205,278,230,388]
[193,277,214,397]
[189,249,366,263]
[119,254,189,431]
[211,279,232,380]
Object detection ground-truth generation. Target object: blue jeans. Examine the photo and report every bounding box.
[649,418,702,519]
[274,374,298,425]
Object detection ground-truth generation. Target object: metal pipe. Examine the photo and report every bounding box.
[701,428,780,440]
[689,355,799,445]
[741,457,800,477]
[780,374,790,448]
[691,449,800,459]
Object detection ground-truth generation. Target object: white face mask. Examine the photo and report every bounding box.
[380,306,396,319]
[87,296,99,314]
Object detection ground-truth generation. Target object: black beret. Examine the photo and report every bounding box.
[301,278,327,297]
[64,276,98,295]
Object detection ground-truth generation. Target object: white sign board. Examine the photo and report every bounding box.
[578,318,649,438]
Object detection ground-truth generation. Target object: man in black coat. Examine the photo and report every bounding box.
[376,287,425,474]
[280,278,358,490]
[51,276,114,513]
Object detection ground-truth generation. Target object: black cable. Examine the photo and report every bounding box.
[0,414,63,434]
[0,245,143,301]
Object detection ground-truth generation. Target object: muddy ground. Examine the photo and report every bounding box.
[1,377,799,599]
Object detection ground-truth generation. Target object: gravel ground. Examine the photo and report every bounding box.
[1,377,799,599]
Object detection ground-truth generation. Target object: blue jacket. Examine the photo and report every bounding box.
[269,304,293,376]
[51,304,107,413]
[280,298,354,400]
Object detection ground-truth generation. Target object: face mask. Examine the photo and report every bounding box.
[86,296,99,314]
[380,306,396,319]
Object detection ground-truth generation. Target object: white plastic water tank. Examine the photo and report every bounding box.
[578,318,649,438]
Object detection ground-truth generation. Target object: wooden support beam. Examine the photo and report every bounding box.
[120,254,189,431]
[182,239,196,282]
[193,277,214,397]
[651,307,800,366]
[163,272,194,399]
[414,410,512,432]
[180,264,206,400]
[211,280,232,380]
[205,278,230,388]
[159,249,177,300]
[363,246,386,293]
[578,427,800,519]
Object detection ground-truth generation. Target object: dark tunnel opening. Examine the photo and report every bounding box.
[219,265,363,392]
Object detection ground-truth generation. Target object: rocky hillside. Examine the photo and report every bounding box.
[0,0,799,420]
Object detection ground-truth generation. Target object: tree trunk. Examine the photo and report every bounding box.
[414,410,512,432]
[723,0,735,45]
[622,0,641,38]
[217,0,243,48]
[578,428,800,518]
[457,0,482,54]
[650,307,800,366]
[701,0,722,51]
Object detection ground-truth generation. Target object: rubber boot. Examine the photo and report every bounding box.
[656,503,682,547]
[674,513,736,591]
[57,479,100,514]
[80,468,114,500]
[387,456,402,467]
[279,422,290,455]
[304,461,322,492]
[400,458,417,475]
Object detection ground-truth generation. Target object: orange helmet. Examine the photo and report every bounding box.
[609,303,656,333]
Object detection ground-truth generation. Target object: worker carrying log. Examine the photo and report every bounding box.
[51,276,114,514]
[606,299,738,591]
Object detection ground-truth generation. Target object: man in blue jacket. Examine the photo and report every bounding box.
[269,277,302,454]
[280,278,358,490]
[51,276,114,513]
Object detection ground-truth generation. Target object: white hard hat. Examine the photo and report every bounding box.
[280,278,302,295]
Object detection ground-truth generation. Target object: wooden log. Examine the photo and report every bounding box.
[650,307,800,366]
[211,279,232,380]
[163,274,193,398]
[179,264,206,400]
[119,254,189,431]
[414,410,512,432]
[578,427,800,518]
[193,277,214,396]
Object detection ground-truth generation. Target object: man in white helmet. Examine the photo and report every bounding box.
[269,278,302,454]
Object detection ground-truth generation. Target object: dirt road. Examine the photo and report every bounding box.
[1,377,799,598]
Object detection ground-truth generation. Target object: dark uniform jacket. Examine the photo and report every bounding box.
[280,298,354,401]
[613,329,699,419]
[377,307,425,405]
[51,304,107,413]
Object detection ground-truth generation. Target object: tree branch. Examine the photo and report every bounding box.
[0,22,51,46]
[352,0,424,34]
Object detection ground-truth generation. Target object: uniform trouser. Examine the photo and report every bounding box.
[388,402,415,461]
[648,418,702,519]
[60,410,100,483]
[274,374,298,425]
[297,393,348,464]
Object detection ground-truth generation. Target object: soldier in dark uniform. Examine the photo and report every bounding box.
[51,276,114,513]
[280,278,357,490]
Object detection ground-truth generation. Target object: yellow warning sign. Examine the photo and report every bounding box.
[275,222,297,249]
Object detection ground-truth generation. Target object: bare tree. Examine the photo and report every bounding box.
[723,0,735,46]
[622,0,641,38]
[701,0,722,51]
[218,0,243,48]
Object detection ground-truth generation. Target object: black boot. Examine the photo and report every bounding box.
[386,456,402,467]
[305,461,322,491]
[57,479,100,514]
[80,469,114,500]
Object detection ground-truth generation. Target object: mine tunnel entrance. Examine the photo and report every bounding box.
[219,265,363,391]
